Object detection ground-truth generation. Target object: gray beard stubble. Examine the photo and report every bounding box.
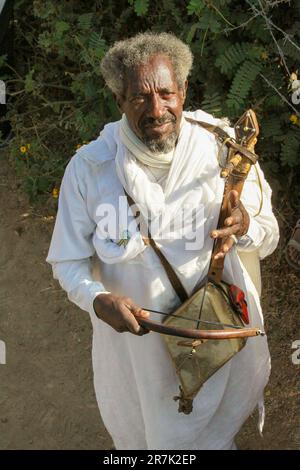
[142,130,178,154]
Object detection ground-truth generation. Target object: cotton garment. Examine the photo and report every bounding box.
[46,110,279,450]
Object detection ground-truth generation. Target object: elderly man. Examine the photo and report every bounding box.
[47,32,279,450]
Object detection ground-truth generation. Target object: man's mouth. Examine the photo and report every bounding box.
[145,121,173,132]
[142,117,176,135]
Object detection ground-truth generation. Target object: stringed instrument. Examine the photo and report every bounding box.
[130,109,264,413]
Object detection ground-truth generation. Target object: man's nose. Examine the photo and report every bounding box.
[147,94,165,119]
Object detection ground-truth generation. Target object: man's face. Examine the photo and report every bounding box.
[118,55,187,153]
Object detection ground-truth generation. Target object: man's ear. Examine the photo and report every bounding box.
[114,93,125,113]
[182,80,188,102]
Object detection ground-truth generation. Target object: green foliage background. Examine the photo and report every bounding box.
[2,0,300,202]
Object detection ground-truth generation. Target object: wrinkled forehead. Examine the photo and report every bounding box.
[124,55,177,96]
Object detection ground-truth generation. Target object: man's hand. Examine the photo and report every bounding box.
[210,190,250,260]
[93,293,150,336]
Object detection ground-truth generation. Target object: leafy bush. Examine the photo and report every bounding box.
[2,0,300,203]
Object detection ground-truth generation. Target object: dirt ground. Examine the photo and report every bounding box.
[0,149,299,450]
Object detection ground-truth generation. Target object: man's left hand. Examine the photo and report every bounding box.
[210,190,250,260]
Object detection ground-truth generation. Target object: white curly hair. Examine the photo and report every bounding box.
[100,32,193,97]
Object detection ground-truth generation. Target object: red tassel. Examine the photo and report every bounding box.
[229,284,249,324]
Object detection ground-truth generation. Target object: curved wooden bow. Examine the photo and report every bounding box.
[136,316,264,340]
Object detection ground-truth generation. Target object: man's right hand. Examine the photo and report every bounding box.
[93,293,150,336]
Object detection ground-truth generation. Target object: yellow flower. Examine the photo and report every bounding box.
[260,51,268,60]
[290,72,298,82]
[20,143,31,153]
[290,114,298,125]
[82,140,89,144]
[52,187,59,198]
[76,143,82,150]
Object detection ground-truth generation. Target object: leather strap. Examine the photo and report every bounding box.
[184,117,258,164]
[125,191,189,303]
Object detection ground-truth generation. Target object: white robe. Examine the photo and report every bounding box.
[46,110,279,450]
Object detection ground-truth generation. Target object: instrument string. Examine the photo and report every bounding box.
[141,307,244,330]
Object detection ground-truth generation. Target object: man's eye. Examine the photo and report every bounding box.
[132,96,144,103]
[162,92,174,98]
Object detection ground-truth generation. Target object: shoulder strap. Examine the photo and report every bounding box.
[184,117,231,142]
[185,117,258,163]
[124,191,189,303]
